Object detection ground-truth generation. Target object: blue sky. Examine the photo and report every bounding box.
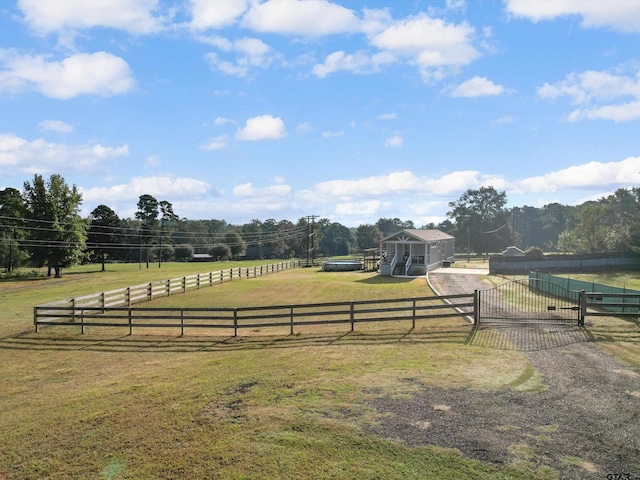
[1,0,639,227]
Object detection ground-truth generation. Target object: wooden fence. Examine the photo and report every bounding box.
[34,261,298,330]
[34,293,477,335]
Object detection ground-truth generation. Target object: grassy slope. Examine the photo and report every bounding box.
[2,262,635,479]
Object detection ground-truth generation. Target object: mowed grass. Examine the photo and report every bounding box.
[0,262,600,479]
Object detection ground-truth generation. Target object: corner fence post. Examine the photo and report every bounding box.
[579,290,586,327]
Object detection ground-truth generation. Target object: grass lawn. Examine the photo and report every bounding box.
[0,261,634,479]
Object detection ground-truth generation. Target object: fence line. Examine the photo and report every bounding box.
[34,293,477,335]
[34,261,298,326]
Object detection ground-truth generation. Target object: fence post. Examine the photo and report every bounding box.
[127,287,131,307]
[412,299,416,329]
[350,302,355,332]
[181,309,185,336]
[128,308,133,335]
[197,274,201,290]
[34,306,38,333]
[220,271,224,283]
[101,292,105,313]
[579,290,586,327]
[233,308,238,337]
[72,298,77,323]
[290,306,294,335]
[167,279,171,297]
[474,290,479,325]
[183,276,187,293]
[148,282,153,301]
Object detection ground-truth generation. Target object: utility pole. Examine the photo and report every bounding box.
[306,215,318,267]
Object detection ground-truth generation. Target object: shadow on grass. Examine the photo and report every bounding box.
[355,276,417,284]
[0,325,474,353]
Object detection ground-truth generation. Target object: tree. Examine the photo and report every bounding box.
[319,220,354,256]
[22,174,87,277]
[376,218,414,236]
[355,224,382,251]
[158,200,179,266]
[87,205,122,271]
[135,194,159,267]
[0,187,27,273]
[447,186,510,255]
[209,243,231,261]
[223,230,245,258]
[174,244,194,261]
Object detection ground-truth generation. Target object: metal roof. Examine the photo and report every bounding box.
[381,229,454,243]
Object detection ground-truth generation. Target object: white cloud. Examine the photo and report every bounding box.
[493,115,516,125]
[145,155,161,167]
[568,101,640,123]
[214,117,234,126]
[242,0,360,37]
[313,170,491,198]
[538,69,640,122]
[18,0,166,47]
[236,115,286,141]
[312,50,395,78]
[201,135,228,151]
[81,175,213,203]
[322,130,345,138]
[0,132,128,172]
[505,0,640,33]
[377,113,397,120]
[296,122,313,135]
[513,157,640,193]
[204,37,275,77]
[0,51,134,99]
[38,119,74,133]
[385,135,403,148]
[188,0,248,30]
[335,200,386,216]
[368,14,480,80]
[232,182,292,198]
[451,76,505,97]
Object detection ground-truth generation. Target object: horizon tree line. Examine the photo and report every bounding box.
[1,174,639,276]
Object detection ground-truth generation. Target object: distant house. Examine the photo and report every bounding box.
[190,253,213,262]
[502,246,525,257]
[379,229,455,276]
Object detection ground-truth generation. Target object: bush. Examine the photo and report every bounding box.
[525,246,545,258]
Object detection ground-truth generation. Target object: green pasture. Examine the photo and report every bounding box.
[0,262,637,479]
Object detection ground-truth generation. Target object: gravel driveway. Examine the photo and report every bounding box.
[366,271,640,479]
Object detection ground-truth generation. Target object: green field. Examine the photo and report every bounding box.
[0,262,636,479]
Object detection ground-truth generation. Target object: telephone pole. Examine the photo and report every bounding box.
[306,215,318,267]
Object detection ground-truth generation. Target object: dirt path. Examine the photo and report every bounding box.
[367,272,640,479]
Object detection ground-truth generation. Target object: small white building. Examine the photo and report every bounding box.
[379,229,455,276]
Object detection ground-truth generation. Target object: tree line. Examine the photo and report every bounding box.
[1,175,639,277]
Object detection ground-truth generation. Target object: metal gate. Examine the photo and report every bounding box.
[478,279,581,326]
